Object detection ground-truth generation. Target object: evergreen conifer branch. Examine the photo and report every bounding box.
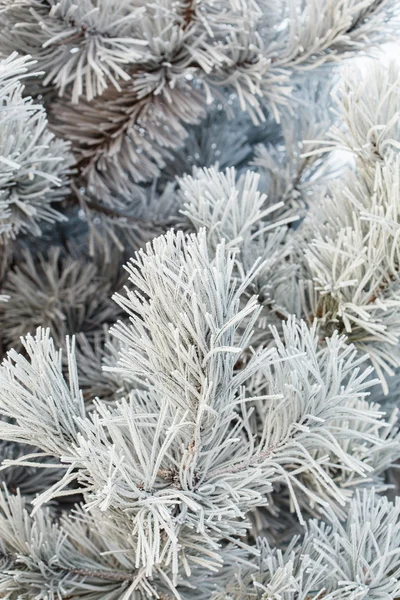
[0,52,74,240]
[0,2,399,598]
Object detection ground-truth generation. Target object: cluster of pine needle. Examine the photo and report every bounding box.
[1,1,400,598]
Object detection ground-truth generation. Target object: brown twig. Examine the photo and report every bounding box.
[68,567,136,582]
[182,0,197,28]
[68,183,166,229]
[367,271,398,305]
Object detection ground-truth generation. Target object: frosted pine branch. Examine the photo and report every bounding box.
[0,52,74,240]
[299,62,400,389]
[0,231,398,595]
[213,489,400,599]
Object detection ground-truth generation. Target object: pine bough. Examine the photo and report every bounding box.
[0,1,400,599]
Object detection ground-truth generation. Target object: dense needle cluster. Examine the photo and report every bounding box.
[0,1,400,598]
